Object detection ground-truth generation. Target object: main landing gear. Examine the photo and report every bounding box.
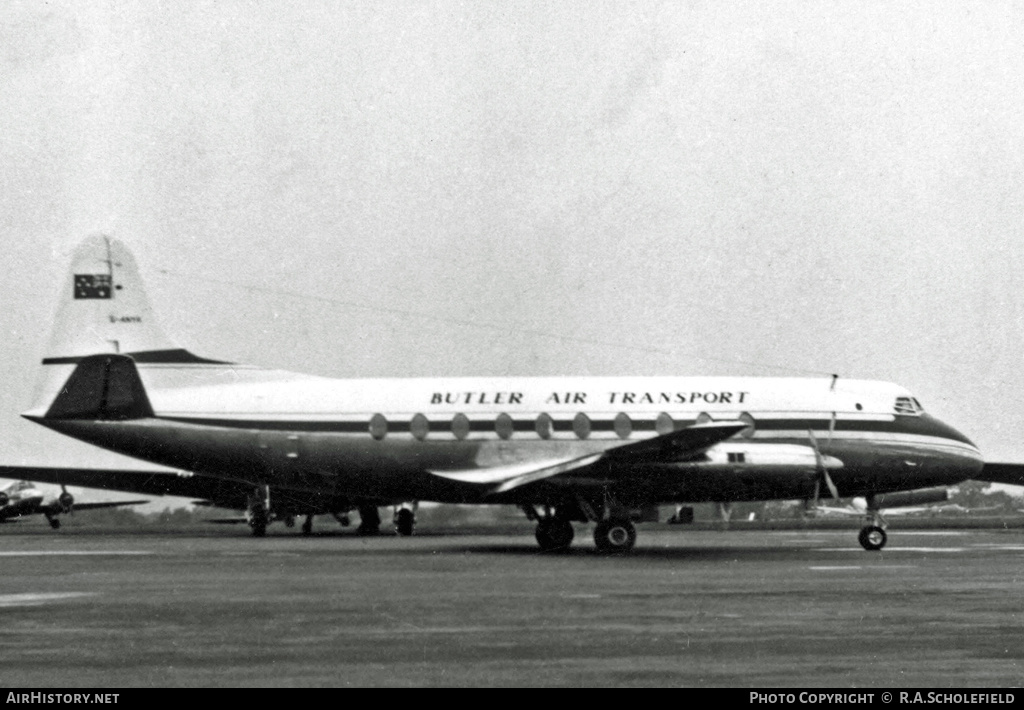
[523,500,638,553]
[393,502,418,536]
[593,518,637,553]
[357,505,381,535]
[247,485,271,537]
[535,518,574,551]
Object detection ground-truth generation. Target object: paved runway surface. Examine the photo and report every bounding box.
[0,524,1021,687]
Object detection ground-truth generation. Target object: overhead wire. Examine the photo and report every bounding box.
[154,268,836,377]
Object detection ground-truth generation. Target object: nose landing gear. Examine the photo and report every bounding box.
[858,525,887,551]
[858,497,888,551]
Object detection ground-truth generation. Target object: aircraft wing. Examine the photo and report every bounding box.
[975,463,1024,487]
[53,500,149,511]
[808,505,860,516]
[428,420,748,494]
[0,466,249,509]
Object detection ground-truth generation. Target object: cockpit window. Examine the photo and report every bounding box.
[894,396,923,415]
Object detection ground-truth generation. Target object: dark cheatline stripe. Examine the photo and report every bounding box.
[43,349,232,365]
[756,415,975,446]
[155,413,974,446]
[160,417,369,433]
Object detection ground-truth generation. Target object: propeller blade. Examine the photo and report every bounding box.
[807,430,839,500]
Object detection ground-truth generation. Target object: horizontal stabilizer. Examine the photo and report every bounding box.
[42,354,153,420]
[975,463,1024,486]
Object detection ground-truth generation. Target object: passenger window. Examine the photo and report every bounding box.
[614,412,632,439]
[411,413,429,440]
[739,412,755,439]
[451,413,470,440]
[656,412,674,435]
[573,412,591,439]
[535,413,553,439]
[369,413,388,440]
[495,413,514,440]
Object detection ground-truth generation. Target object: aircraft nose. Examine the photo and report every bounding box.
[922,414,984,475]
[921,413,978,449]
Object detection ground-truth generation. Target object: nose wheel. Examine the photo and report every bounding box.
[858,525,887,551]
[858,497,888,551]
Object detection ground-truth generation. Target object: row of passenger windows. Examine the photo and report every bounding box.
[367,412,757,441]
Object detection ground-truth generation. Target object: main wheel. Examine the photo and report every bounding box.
[593,518,636,553]
[858,525,887,551]
[395,508,415,536]
[249,507,269,537]
[48,518,61,530]
[357,505,381,535]
[535,519,574,551]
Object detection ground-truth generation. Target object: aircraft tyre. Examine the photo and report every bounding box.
[535,519,574,551]
[301,515,313,536]
[48,518,61,530]
[357,505,381,535]
[593,518,636,553]
[249,508,269,537]
[858,525,887,551]
[395,508,415,536]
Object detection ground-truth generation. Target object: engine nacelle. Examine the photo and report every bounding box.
[872,487,948,509]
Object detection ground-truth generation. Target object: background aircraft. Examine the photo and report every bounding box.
[0,479,146,529]
[0,465,399,536]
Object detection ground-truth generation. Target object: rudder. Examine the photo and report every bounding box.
[42,234,177,362]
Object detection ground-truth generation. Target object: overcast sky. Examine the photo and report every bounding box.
[2,1,1024,500]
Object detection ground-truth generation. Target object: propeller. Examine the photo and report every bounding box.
[58,485,75,514]
[807,429,839,502]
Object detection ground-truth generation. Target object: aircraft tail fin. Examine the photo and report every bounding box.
[28,235,227,417]
[42,234,178,362]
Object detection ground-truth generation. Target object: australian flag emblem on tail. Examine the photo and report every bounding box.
[74,274,112,299]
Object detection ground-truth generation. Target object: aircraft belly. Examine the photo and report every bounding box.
[32,418,984,505]
[617,463,817,502]
[30,419,552,503]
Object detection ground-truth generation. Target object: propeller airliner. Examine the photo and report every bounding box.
[0,479,145,529]
[11,235,1023,551]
